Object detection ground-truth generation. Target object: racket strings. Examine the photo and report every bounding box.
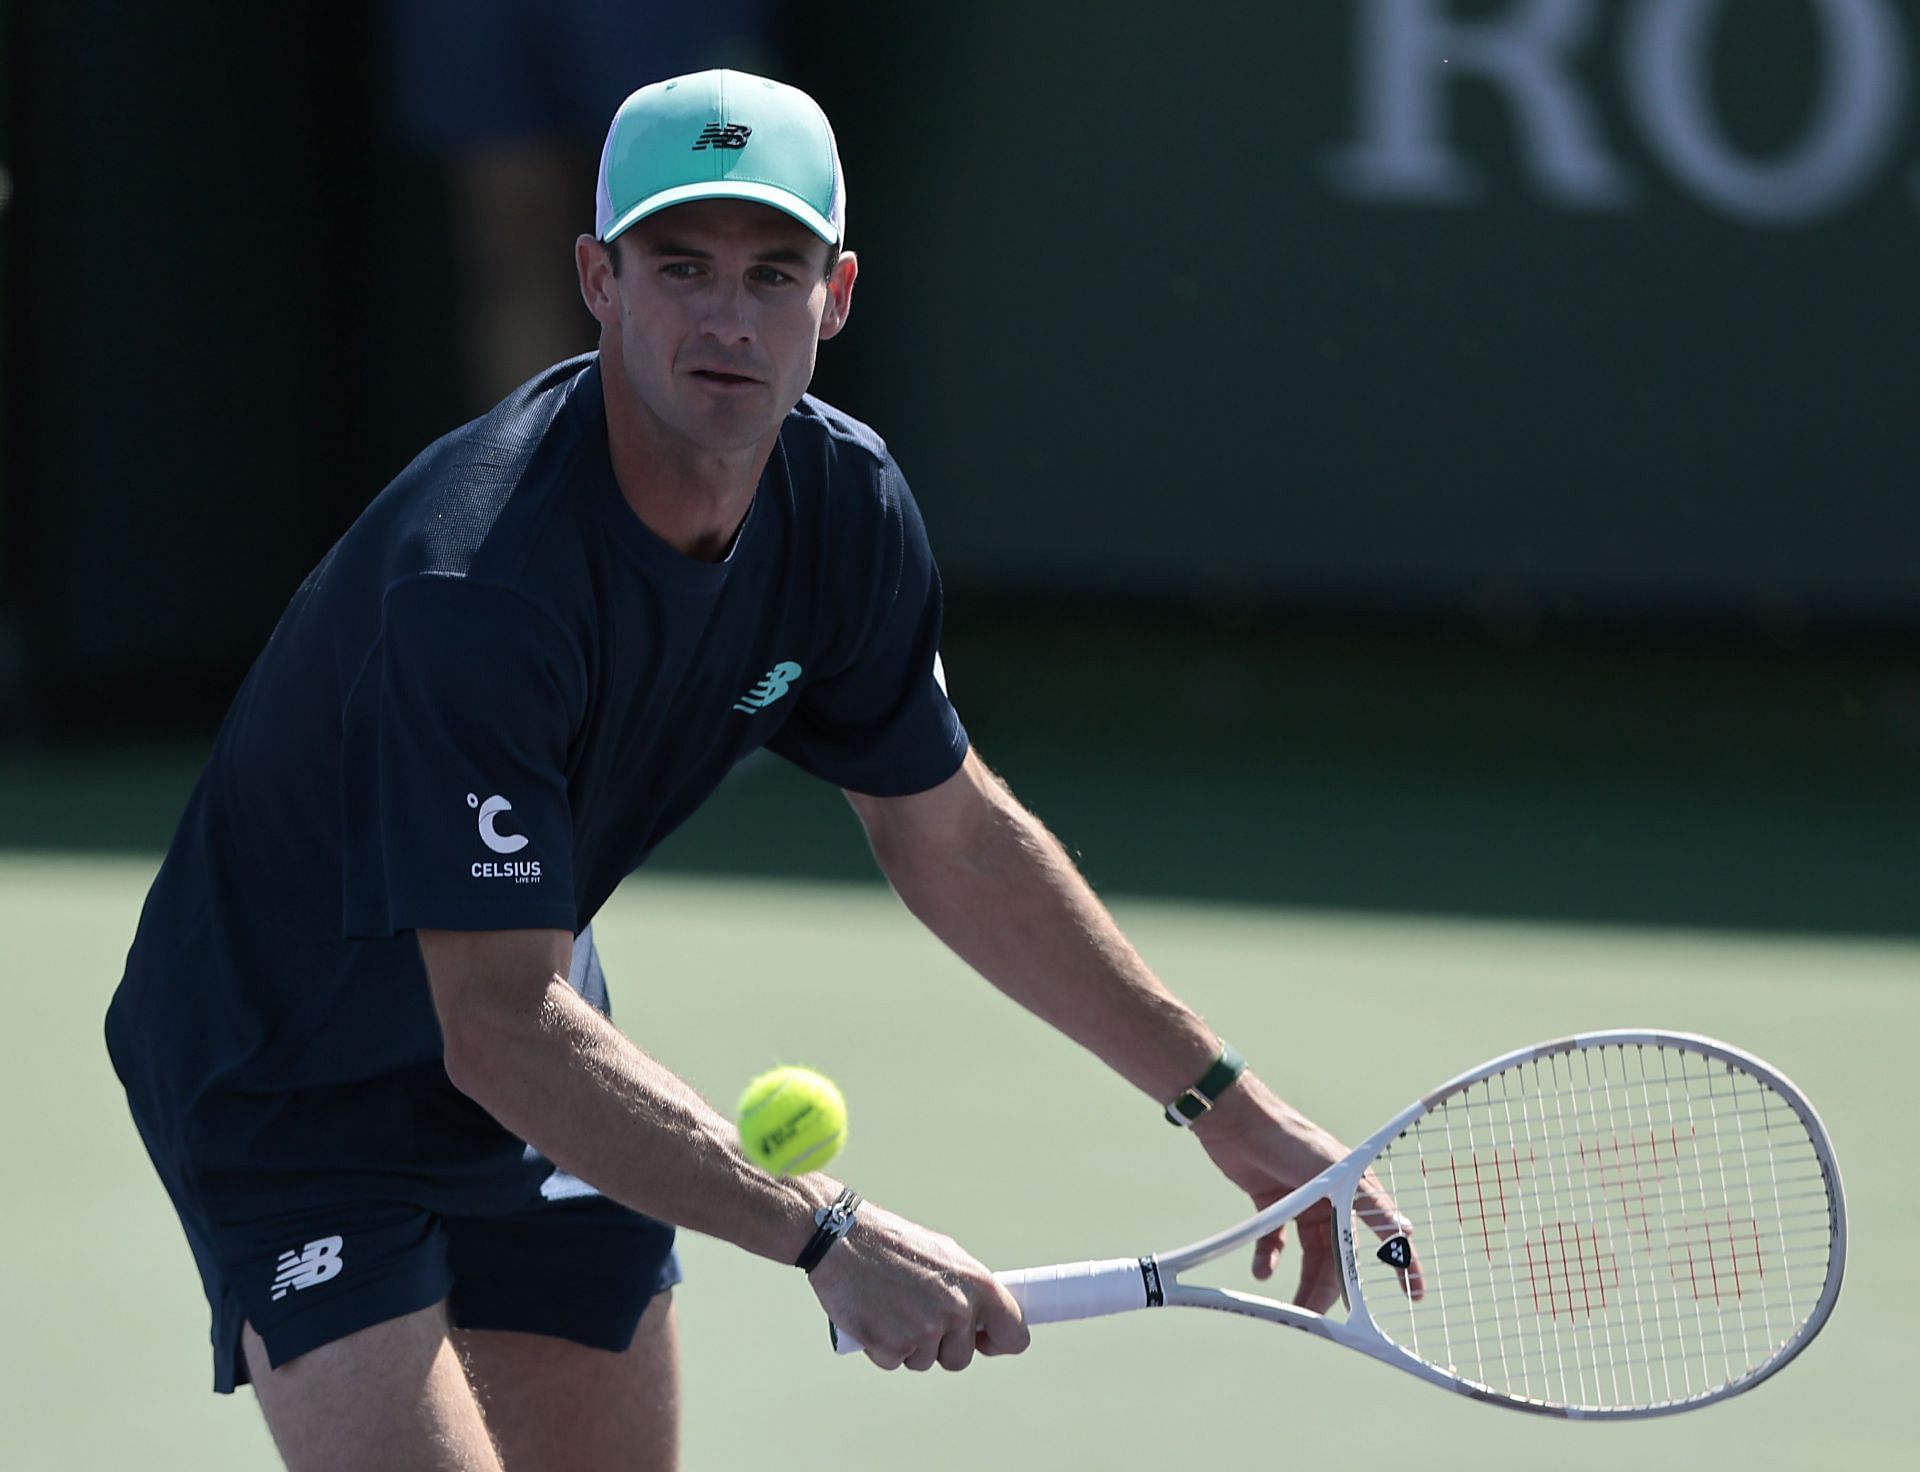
[1361,1042,1837,1413]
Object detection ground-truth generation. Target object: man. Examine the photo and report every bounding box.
[108,70,1414,1471]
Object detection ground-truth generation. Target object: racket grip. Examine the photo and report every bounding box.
[832,1257,1151,1356]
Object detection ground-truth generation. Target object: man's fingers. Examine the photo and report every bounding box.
[1250,1223,1288,1281]
[937,1325,977,1372]
[1385,1240,1426,1302]
[975,1277,1031,1356]
[1291,1209,1342,1313]
[1351,1175,1427,1301]
[975,1327,1011,1356]
[1354,1174,1410,1240]
[1295,1261,1340,1313]
[1351,1179,1410,1270]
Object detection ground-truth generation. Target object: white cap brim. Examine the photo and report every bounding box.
[601,180,839,247]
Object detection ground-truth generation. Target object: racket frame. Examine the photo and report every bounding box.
[841,1029,1847,1420]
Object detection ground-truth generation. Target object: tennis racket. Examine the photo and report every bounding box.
[834,1030,1845,1418]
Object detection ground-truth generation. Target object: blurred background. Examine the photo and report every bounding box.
[2,0,1915,931]
[1,2,1916,1467]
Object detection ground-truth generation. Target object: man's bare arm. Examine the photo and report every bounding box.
[844,750,1221,1103]
[845,748,1419,1307]
[417,926,1029,1369]
[421,927,830,1260]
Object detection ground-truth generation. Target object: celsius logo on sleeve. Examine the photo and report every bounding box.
[467,792,542,883]
[469,792,528,853]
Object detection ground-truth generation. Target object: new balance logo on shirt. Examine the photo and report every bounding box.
[271,1236,344,1301]
[734,661,802,714]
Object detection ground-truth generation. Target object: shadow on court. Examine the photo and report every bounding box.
[4,609,1915,938]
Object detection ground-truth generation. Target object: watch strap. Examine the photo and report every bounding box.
[795,1187,862,1273]
[1164,1041,1246,1127]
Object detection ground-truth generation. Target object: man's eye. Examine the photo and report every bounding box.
[662,262,701,279]
[751,267,794,286]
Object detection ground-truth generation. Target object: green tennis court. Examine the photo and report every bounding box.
[6,841,1908,1469]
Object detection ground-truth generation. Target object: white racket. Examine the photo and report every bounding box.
[834,1030,1845,1418]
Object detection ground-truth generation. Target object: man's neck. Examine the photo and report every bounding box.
[600,371,776,563]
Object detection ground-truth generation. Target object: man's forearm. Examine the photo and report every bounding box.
[861,760,1221,1106]
[442,977,835,1262]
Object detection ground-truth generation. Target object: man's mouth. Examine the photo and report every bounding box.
[689,368,760,386]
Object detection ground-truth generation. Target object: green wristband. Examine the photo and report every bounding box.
[1164,1041,1247,1127]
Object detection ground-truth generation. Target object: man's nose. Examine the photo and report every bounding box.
[698,277,755,342]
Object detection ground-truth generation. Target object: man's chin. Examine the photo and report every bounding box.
[675,392,795,452]
[673,411,785,458]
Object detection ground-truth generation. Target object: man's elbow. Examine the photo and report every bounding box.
[418,927,572,1101]
[437,996,530,1105]
[439,1009,494,1102]
[851,752,1018,874]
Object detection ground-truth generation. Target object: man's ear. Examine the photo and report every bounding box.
[818,249,859,341]
[576,235,621,327]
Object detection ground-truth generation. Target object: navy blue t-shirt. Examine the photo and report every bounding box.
[106,356,965,1168]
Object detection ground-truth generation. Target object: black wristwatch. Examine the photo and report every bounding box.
[794,1187,862,1273]
[1164,1041,1247,1127]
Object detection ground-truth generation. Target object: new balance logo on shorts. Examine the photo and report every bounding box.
[733,660,802,714]
[271,1236,344,1301]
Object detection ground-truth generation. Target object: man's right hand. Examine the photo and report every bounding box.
[805,1201,1030,1371]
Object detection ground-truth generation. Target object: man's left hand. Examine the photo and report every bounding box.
[1189,1073,1425,1312]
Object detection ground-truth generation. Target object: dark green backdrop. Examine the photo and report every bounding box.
[5,1,1917,734]
[793,1,1918,623]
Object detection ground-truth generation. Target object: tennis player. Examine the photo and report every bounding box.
[106,70,1411,1471]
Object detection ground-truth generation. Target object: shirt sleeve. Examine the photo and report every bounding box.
[340,573,583,938]
[766,461,969,795]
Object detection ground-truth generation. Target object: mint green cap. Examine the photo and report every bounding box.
[595,70,846,247]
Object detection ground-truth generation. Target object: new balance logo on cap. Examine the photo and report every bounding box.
[734,661,801,714]
[271,1236,344,1301]
[693,122,752,151]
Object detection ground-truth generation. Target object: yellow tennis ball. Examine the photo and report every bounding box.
[736,1066,847,1177]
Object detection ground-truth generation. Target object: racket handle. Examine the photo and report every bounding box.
[832,1257,1153,1356]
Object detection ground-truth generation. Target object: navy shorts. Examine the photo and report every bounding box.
[177,1154,681,1394]
[122,928,682,1393]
